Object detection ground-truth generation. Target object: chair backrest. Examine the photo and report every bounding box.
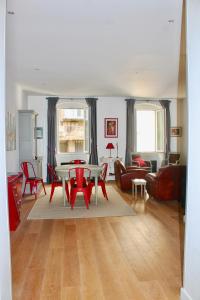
[47,164,58,182]
[69,167,91,188]
[101,163,108,180]
[21,161,36,178]
[168,153,180,164]
[70,159,86,164]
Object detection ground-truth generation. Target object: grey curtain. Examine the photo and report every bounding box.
[159,100,171,159]
[125,99,136,166]
[47,97,59,182]
[85,98,98,165]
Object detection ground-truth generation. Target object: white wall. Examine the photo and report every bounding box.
[181,1,200,299]
[0,0,12,298]
[27,96,179,181]
[28,96,48,181]
[6,79,28,172]
[97,97,126,161]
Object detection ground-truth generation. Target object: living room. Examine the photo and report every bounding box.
[1,1,200,300]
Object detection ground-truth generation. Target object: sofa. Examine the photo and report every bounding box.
[114,160,149,191]
[145,165,186,201]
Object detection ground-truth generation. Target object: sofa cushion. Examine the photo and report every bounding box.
[133,157,146,167]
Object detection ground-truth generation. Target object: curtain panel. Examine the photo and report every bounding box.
[159,100,171,159]
[125,99,136,166]
[85,98,98,165]
[46,97,59,183]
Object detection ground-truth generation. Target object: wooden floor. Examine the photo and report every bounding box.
[10,182,184,300]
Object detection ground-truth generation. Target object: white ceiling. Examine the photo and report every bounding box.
[6,0,183,98]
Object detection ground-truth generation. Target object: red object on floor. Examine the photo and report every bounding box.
[89,163,109,200]
[21,161,46,199]
[47,164,69,202]
[69,167,91,209]
[7,172,23,231]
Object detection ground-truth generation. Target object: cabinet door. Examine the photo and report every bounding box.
[19,112,35,161]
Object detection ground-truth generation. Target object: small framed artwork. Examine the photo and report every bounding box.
[170,127,182,137]
[104,118,118,138]
[34,127,43,139]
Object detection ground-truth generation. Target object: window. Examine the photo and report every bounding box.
[136,104,165,152]
[57,102,89,153]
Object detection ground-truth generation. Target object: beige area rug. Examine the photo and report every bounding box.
[28,186,136,219]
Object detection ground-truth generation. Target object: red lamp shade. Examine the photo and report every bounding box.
[106,143,114,150]
[106,143,114,157]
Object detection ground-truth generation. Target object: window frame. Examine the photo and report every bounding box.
[56,100,90,155]
[135,103,165,153]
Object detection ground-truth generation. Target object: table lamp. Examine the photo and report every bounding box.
[106,143,114,157]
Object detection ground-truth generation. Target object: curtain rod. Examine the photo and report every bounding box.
[48,96,178,100]
[130,97,177,101]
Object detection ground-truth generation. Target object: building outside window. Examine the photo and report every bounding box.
[57,102,89,153]
[136,103,165,153]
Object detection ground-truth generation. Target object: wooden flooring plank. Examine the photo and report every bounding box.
[10,182,184,300]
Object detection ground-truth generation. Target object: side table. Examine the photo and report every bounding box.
[132,179,147,200]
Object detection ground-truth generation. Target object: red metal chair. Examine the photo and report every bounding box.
[47,164,69,202]
[69,167,91,209]
[21,161,46,199]
[89,163,108,200]
[60,159,86,166]
[70,159,86,164]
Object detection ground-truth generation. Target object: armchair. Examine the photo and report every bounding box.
[168,153,180,165]
[114,160,148,191]
[145,165,186,201]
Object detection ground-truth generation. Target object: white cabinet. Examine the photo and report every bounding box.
[18,110,35,162]
[19,110,43,191]
[99,157,123,180]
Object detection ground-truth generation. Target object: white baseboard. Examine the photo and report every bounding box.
[180,288,193,300]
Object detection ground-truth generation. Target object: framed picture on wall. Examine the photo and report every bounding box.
[170,127,182,137]
[104,118,118,138]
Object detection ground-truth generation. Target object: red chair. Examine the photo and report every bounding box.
[47,164,69,202]
[70,159,86,164]
[21,161,46,199]
[89,163,108,200]
[69,167,91,209]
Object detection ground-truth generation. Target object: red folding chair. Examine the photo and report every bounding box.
[69,167,91,209]
[47,164,69,202]
[21,161,46,199]
[89,163,108,200]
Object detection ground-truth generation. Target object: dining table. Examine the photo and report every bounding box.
[55,164,103,206]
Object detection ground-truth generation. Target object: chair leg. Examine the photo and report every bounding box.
[101,182,108,200]
[33,181,37,200]
[88,183,93,202]
[65,183,70,202]
[41,180,46,195]
[49,184,55,202]
[30,182,33,195]
[83,190,90,209]
[23,181,27,196]
[70,190,77,209]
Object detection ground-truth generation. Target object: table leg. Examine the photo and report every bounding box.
[62,177,66,207]
[95,175,98,206]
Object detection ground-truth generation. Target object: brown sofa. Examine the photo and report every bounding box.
[114,160,149,191]
[145,165,186,201]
